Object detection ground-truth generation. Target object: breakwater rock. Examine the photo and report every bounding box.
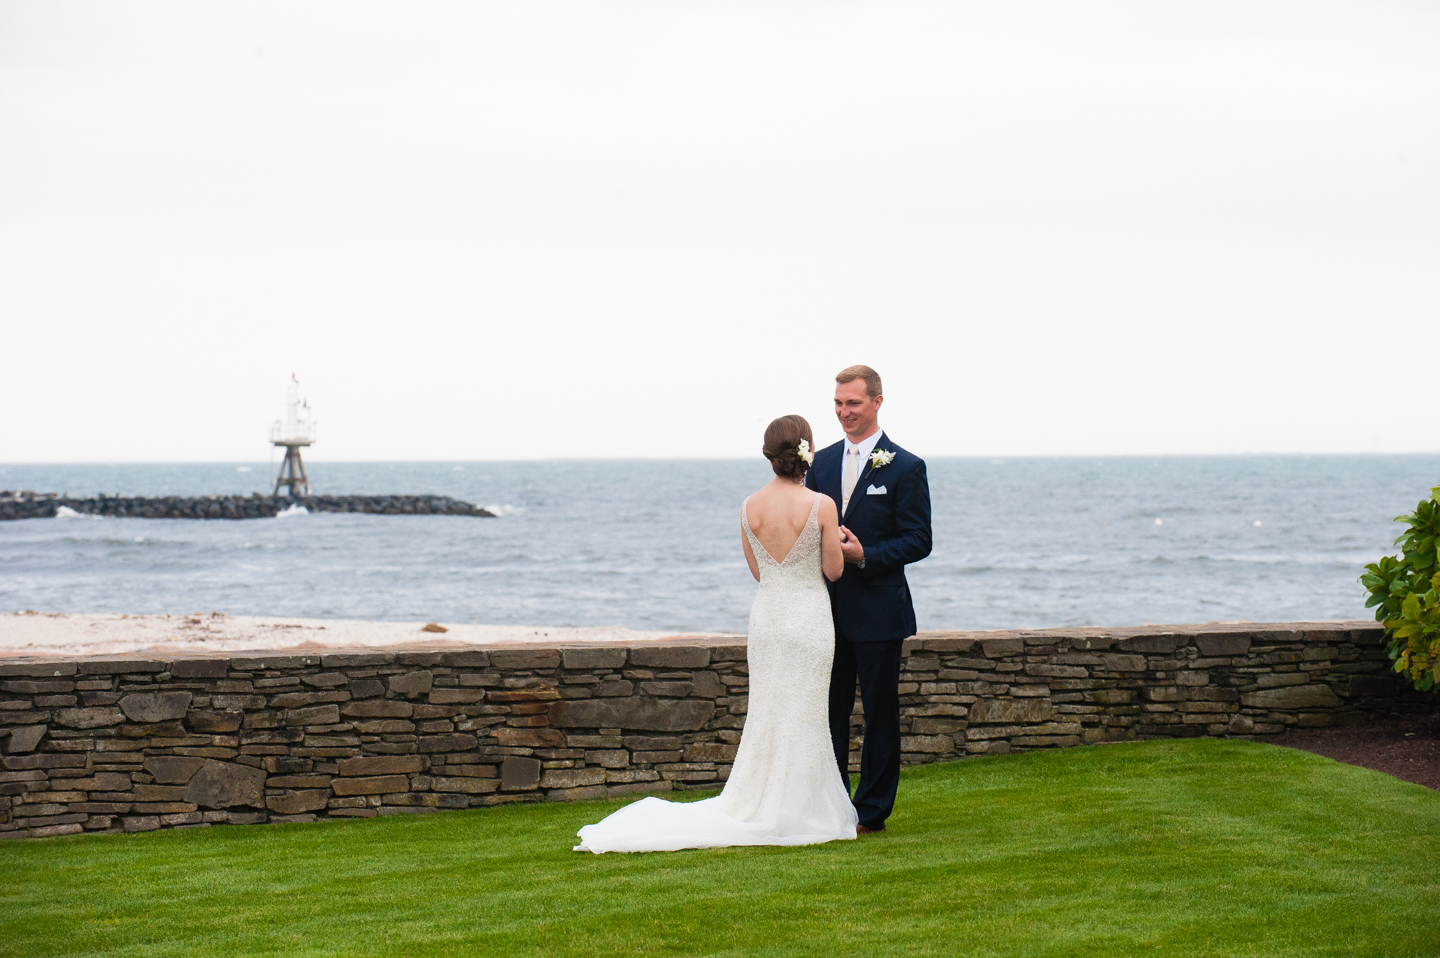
[0,491,494,521]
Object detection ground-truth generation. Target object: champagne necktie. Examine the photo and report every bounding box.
[842,447,860,513]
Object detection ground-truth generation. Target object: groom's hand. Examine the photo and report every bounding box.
[838,526,865,565]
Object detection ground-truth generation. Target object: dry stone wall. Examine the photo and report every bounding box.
[0,621,1430,840]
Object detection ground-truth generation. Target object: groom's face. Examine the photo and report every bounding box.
[834,380,882,441]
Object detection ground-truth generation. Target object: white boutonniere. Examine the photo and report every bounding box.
[870,448,896,469]
[796,439,814,465]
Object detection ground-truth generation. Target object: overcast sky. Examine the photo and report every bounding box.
[2,1,1436,462]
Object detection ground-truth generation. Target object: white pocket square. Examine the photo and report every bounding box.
[866,484,887,495]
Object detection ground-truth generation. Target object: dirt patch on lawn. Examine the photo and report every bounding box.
[1274,713,1440,791]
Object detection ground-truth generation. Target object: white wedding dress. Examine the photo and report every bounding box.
[574,492,858,853]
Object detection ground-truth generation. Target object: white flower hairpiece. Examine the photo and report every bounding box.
[796,439,813,465]
[870,448,896,469]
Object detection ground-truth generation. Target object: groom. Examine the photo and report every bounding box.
[805,365,932,834]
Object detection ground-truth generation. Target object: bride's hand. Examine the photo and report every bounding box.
[838,526,865,564]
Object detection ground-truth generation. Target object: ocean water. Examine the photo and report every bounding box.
[1,456,1437,634]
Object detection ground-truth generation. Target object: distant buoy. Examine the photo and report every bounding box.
[1252,520,1262,527]
[1154,518,1163,526]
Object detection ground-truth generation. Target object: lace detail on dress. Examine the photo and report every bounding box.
[573,489,855,853]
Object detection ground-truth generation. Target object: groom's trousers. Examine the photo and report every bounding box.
[828,632,904,831]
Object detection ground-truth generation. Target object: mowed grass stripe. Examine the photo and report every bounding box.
[1,739,1436,958]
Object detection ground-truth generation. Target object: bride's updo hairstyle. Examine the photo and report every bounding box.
[762,415,814,480]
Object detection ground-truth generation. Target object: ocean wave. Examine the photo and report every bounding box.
[1201,552,1374,566]
[485,504,525,517]
[54,506,101,520]
[275,504,309,519]
[64,536,177,548]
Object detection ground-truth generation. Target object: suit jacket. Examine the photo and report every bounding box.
[805,432,932,642]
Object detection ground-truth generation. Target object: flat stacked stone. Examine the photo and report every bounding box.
[0,622,1428,840]
[877,622,1425,766]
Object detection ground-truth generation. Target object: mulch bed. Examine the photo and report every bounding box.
[1272,712,1440,791]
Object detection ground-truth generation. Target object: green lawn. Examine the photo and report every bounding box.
[2,738,1436,958]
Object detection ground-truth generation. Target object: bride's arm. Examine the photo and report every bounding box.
[817,496,843,582]
[741,527,760,581]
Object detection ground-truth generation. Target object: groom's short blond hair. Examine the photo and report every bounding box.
[836,365,882,399]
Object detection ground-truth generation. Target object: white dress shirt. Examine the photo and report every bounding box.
[841,429,884,515]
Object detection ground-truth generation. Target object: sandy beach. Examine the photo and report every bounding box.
[0,610,737,658]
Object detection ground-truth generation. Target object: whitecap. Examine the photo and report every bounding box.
[485,504,524,517]
[54,506,99,520]
[236,466,252,473]
[275,503,309,519]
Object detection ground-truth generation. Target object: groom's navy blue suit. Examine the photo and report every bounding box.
[805,432,932,830]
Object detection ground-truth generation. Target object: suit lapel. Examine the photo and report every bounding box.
[820,443,845,517]
[843,432,889,524]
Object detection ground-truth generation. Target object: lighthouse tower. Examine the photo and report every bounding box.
[270,375,317,497]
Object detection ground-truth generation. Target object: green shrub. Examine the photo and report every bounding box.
[1362,484,1440,692]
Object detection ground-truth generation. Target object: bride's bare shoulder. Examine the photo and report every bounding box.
[743,485,779,521]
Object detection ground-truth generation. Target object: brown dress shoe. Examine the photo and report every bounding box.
[855,824,886,835]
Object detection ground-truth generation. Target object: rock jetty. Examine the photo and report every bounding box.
[0,491,493,520]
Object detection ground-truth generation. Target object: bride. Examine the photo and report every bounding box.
[574,415,858,853]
